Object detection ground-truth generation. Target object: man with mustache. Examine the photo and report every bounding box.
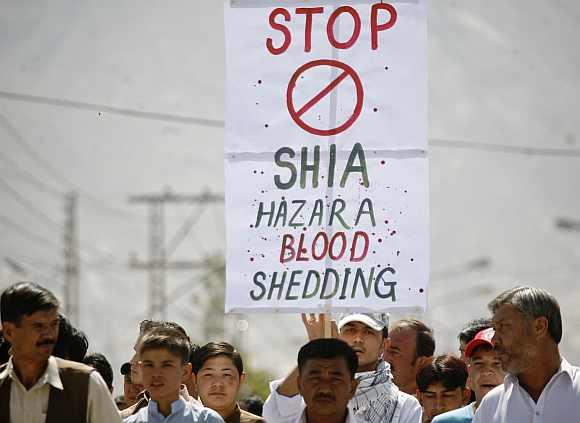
[193,342,263,423]
[263,313,422,423]
[296,338,362,423]
[472,286,580,422]
[0,281,121,423]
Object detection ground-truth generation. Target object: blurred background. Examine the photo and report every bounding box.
[1,0,579,396]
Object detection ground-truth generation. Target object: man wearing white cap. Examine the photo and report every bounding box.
[263,313,422,423]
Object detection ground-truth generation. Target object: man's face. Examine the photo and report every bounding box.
[2,308,59,363]
[384,328,418,389]
[418,382,468,423]
[339,322,383,370]
[139,348,190,403]
[492,304,537,375]
[298,357,357,418]
[123,373,143,406]
[467,347,505,401]
[196,355,243,416]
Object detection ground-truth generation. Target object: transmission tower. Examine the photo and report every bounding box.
[63,191,80,325]
[129,188,223,319]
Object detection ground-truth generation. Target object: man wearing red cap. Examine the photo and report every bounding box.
[431,328,505,423]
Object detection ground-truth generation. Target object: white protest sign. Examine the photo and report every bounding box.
[224,0,428,313]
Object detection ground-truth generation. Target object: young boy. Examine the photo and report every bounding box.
[193,342,263,423]
[124,327,224,423]
[416,354,471,423]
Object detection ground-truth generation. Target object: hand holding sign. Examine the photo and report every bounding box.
[302,313,339,340]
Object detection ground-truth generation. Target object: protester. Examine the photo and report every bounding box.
[121,361,144,408]
[473,286,580,422]
[384,319,435,395]
[193,341,263,423]
[263,313,422,423]
[121,320,198,418]
[123,327,223,423]
[432,329,504,423]
[0,281,122,422]
[416,354,470,423]
[239,395,264,417]
[457,319,492,361]
[53,313,89,362]
[295,338,361,423]
[84,352,115,393]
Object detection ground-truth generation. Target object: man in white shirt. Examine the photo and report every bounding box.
[294,338,363,423]
[0,281,122,423]
[263,313,422,423]
[473,285,580,423]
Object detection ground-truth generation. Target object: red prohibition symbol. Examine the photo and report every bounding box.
[286,59,364,137]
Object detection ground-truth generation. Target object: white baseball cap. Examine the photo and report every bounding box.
[338,313,389,332]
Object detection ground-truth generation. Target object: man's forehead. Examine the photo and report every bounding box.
[303,357,349,371]
[492,304,522,322]
[424,382,459,393]
[343,321,376,332]
[23,308,59,322]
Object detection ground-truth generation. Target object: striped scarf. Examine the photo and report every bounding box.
[350,360,401,423]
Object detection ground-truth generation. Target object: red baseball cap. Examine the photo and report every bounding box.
[464,327,495,358]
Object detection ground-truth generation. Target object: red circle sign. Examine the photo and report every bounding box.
[286,59,364,137]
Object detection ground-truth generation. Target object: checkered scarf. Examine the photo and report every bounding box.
[350,360,401,423]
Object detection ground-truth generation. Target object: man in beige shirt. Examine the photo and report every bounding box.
[0,281,121,423]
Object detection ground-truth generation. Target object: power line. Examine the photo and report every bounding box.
[0,113,143,223]
[0,113,72,187]
[430,138,580,157]
[0,175,63,231]
[0,212,61,249]
[0,90,224,128]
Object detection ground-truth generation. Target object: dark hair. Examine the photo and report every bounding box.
[192,341,243,376]
[417,354,468,392]
[0,282,59,324]
[391,319,435,359]
[488,286,562,344]
[139,320,189,338]
[83,353,114,391]
[52,314,89,362]
[239,395,264,417]
[138,327,190,363]
[458,318,492,344]
[298,338,358,378]
[0,331,10,365]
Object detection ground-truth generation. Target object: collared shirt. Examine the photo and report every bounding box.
[432,403,474,423]
[263,378,422,423]
[472,358,580,423]
[123,396,224,423]
[292,406,364,423]
[0,356,122,423]
[224,404,264,423]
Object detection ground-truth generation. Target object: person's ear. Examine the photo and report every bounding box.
[239,371,246,385]
[297,374,303,396]
[2,322,15,343]
[533,316,549,340]
[462,387,472,405]
[181,362,193,382]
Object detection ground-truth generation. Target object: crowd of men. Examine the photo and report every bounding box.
[0,281,579,422]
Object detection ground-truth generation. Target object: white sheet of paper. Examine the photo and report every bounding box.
[224,0,428,313]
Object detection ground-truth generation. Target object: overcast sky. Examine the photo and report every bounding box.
[1,0,579,394]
